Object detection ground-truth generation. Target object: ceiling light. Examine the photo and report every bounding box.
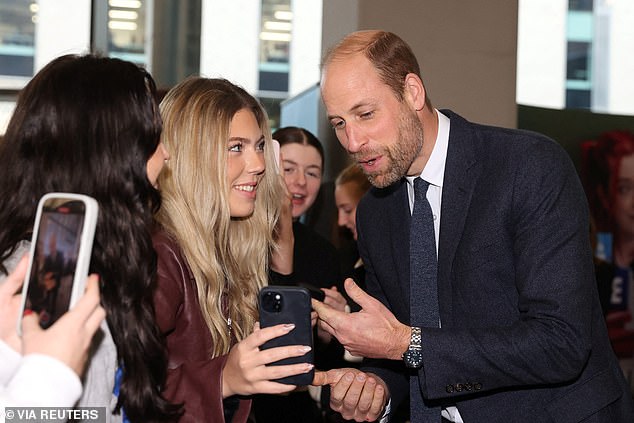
[109,10,138,20]
[109,20,138,30]
[274,11,293,21]
[264,21,292,31]
[260,32,291,42]
[109,0,142,9]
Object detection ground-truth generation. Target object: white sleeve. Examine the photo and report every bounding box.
[0,354,82,408]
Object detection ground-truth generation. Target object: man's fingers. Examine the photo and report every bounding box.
[311,298,327,314]
[312,370,328,386]
[311,298,346,324]
[318,319,336,338]
[369,382,386,418]
[311,368,348,386]
[357,375,378,414]
[343,278,373,309]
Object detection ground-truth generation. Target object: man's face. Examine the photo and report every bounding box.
[321,54,424,188]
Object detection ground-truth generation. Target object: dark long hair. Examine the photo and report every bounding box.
[0,54,180,421]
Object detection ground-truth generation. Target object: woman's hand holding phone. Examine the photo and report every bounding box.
[221,322,314,398]
[0,255,29,353]
[21,274,105,375]
[1,254,105,376]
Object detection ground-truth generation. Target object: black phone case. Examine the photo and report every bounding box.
[258,286,314,385]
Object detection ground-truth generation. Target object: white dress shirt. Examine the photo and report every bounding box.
[404,110,464,423]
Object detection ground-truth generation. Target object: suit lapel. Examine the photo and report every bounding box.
[437,111,481,326]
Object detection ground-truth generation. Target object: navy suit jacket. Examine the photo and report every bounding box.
[357,111,634,422]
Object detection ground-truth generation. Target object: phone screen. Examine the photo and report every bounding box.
[25,199,87,329]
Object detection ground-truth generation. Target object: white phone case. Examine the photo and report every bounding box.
[18,193,98,334]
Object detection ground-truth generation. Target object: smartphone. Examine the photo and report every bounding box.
[297,282,326,302]
[258,285,314,385]
[18,193,98,333]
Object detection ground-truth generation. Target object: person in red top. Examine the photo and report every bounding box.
[582,130,634,395]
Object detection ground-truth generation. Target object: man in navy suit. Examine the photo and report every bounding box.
[312,30,634,423]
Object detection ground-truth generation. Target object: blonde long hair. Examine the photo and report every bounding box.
[156,77,286,356]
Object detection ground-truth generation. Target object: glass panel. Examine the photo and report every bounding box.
[566,88,591,109]
[567,41,591,81]
[0,0,36,77]
[258,96,282,132]
[259,0,291,93]
[107,0,148,66]
[569,0,593,12]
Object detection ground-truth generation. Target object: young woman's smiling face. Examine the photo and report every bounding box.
[281,143,323,219]
[226,108,265,218]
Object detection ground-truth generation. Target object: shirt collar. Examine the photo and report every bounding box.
[406,109,450,188]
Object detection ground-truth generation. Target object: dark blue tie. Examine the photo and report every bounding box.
[409,177,440,423]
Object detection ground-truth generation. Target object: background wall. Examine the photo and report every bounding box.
[519,105,634,171]
[309,0,519,182]
[353,0,519,128]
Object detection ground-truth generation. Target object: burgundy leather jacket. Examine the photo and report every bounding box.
[153,229,251,423]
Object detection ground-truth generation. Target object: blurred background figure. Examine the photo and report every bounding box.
[334,163,371,300]
[582,129,634,395]
[274,126,344,303]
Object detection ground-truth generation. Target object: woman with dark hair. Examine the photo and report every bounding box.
[0,54,179,421]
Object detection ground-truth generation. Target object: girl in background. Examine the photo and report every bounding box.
[582,130,634,395]
[334,163,371,295]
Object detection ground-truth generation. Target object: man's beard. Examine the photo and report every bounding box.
[354,108,424,188]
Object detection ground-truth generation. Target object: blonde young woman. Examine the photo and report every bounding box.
[152,77,310,422]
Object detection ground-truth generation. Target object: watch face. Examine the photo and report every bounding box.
[404,349,423,368]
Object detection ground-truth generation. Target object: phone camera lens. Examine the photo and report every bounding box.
[262,291,283,313]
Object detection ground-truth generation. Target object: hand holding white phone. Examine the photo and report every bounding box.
[18,193,98,334]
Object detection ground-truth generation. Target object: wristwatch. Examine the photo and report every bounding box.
[402,326,423,368]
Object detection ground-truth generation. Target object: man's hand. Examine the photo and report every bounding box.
[312,278,410,360]
[313,368,388,422]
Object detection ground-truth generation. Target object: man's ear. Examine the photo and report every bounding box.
[404,73,426,111]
